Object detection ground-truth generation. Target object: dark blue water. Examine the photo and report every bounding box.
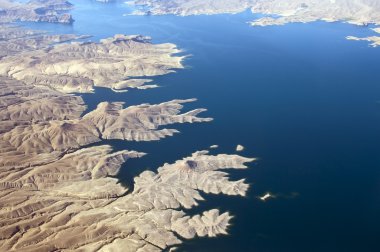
[23,1,380,251]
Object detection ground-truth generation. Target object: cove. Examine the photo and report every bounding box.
[22,0,380,251]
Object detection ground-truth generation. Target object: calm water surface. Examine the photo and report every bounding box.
[24,1,380,251]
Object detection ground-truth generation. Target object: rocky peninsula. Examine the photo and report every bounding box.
[0,0,73,23]
[129,0,380,47]
[0,8,255,252]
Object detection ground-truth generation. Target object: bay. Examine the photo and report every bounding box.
[23,1,380,251]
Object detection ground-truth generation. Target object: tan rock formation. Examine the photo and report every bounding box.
[0,34,184,93]
[0,12,254,252]
[347,35,380,47]
[0,0,74,23]
[131,0,380,26]
[0,25,89,58]
[0,149,254,251]
[130,0,380,47]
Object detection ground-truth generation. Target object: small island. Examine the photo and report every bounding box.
[0,3,255,251]
[129,0,380,47]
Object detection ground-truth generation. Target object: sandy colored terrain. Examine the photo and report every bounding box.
[0,148,253,251]
[0,32,184,93]
[347,35,380,47]
[0,23,254,251]
[131,0,380,25]
[0,25,90,59]
[0,0,73,23]
[130,0,380,47]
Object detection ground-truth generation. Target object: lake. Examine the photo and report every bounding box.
[23,0,380,251]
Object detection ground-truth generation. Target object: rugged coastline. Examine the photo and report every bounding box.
[0,0,74,23]
[129,0,380,47]
[0,2,255,251]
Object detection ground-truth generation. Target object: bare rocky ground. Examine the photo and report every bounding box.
[130,0,380,47]
[0,0,74,23]
[0,9,254,251]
